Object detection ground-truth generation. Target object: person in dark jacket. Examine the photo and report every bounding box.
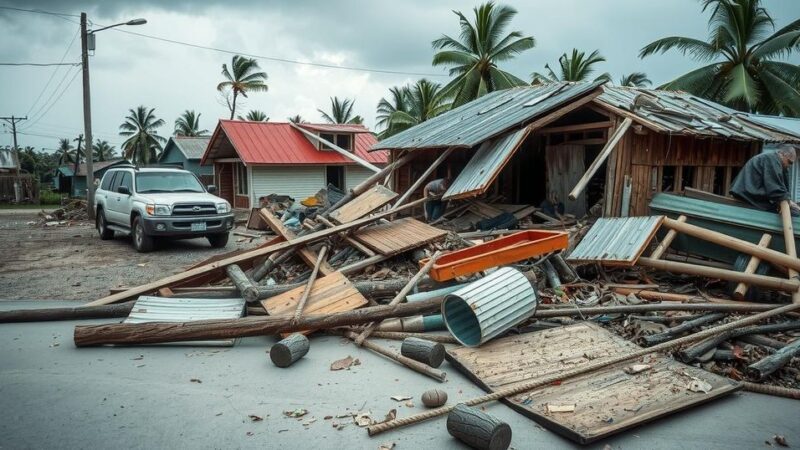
[730,144,800,215]
[423,178,449,222]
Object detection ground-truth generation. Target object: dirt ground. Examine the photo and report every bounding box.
[0,210,261,301]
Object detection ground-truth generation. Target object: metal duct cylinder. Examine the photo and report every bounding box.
[441,267,537,347]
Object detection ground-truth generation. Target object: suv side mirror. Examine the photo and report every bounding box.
[207,185,218,194]
[117,186,131,195]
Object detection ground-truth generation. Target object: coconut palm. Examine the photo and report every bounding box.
[619,72,653,87]
[318,97,363,124]
[55,138,75,166]
[640,0,800,116]
[377,79,451,139]
[532,49,611,84]
[119,106,166,165]
[92,140,116,162]
[217,55,269,120]
[432,2,535,107]
[287,114,306,124]
[71,135,83,178]
[237,110,269,121]
[174,110,208,137]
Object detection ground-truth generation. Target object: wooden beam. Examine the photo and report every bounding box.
[733,233,772,300]
[390,147,455,210]
[526,89,602,131]
[290,122,380,172]
[568,117,633,200]
[259,208,335,275]
[637,257,800,292]
[316,215,376,256]
[83,197,427,307]
[538,121,613,134]
[650,215,686,259]
[779,201,800,304]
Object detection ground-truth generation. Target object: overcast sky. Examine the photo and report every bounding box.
[1,0,799,153]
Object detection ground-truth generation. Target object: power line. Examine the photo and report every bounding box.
[23,67,81,130]
[25,65,81,125]
[0,62,80,66]
[25,27,80,116]
[0,5,80,20]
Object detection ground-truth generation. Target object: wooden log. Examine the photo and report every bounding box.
[340,254,392,275]
[650,215,686,259]
[549,254,578,283]
[342,330,458,344]
[316,215,376,256]
[259,208,335,276]
[679,320,800,362]
[738,334,787,349]
[747,338,800,380]
[401,337,445,368]
[270,333,310,368]
[225,264,259,303]
[293,245,328,320]
[568,117,632,201]
[779,201,800,304]
[662,217,800,273]
[742,381,800,400]
[390,147,454,210]
[0,301,135,323]
[640,312,727,346]
[74,296,444,347]
[342,331,446,382]
[610,287,737,304]
[637,257,800,293]
[83,197,426,307]
[446,404,512,450]
[733,233,772,300]
[541,259,561,289]
[534,302,789,318]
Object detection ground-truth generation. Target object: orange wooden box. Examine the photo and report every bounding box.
[421,230,569,282]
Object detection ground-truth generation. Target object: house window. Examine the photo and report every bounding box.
[319,133,335,150]
[326,166,345,190]
[236,163,248,195]
[318,133,353,151]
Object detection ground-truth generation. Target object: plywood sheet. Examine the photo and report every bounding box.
[354,217,448,256]
[260,271,368,336]
[329,184,398,224]
[446,322,740,444]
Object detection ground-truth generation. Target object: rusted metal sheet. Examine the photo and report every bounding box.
[567,216,664,265]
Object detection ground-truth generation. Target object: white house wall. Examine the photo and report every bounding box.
[345,166,374,192]
[251,166,326,202]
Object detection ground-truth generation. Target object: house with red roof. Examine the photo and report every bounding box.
[201,120,386,209]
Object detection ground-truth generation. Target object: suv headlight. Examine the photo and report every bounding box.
[216,202,230,214]
[146,204,172,216]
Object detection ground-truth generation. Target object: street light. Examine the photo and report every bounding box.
[81,13,146,220]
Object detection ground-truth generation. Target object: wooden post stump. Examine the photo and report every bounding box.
[747,338,800,380]
[270,333,310,368]
[226,264,259,302]
[446,404,512,450]
[401,337,445,368]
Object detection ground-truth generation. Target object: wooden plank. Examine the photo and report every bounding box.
[538,120,613,134]
[446,322,740,444]
[354,217,448,256]
[329,184,398,224]
[245,208,268,230]
[568,117,632,201]
[526,90,602,131]
[261,271,368,336]
[259,208,335,276]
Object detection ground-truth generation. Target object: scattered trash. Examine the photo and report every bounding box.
[283,409,308,418]
[390,395,412,402]
[248,415,263,422]
[330,356,360,371]
[546,403,576,413]
[687,379,713,394]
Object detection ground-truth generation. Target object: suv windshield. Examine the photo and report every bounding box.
[136,172,205,193]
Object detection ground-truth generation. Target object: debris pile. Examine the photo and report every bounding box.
[32,199,89,226]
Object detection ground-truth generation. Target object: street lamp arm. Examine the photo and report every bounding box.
[90,18,147,34]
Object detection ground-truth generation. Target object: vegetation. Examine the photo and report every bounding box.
[92,140,116,162]
[119,106,166,164]
[640,0,800,116]
[318,97,364,124]
[55,138,75,166]
[71,135,84,179]
[217,55,269,120]
[532,49,610,83]
[432,2,535,107]
[238,110,269,121]
[174,110,208,136]
[376,79,451,139]
[287,114,306,124]
[39,189,62,205]
[619,72,652,87]
[13,145,58,184]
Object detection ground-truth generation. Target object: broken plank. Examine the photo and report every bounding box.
[354,217,448,256]
[259,208,335,276]
[328,184,398,224]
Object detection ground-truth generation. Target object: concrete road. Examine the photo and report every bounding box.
[1,301,798,449]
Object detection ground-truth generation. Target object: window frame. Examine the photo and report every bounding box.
[235,163,248,195]
[318,133,353,152]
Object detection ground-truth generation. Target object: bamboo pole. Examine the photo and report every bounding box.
[333,330,458,344]
[366,302,800,436]
[637,257,800,292]
[733,233,772,300]
[650,215,686,259]
[779,201,800,304]
[533,302,788,318]
[343,331,446,382]
[293,245,328,321]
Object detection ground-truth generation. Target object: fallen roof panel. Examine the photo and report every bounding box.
[567,216,664,265]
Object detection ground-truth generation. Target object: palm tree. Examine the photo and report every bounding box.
[640,0,800,116]
[318,97,363,124]
[217,55,269,120]
[432,2,535,107]
[287,114,306,124]
[174,110,208,137]
[237,110,269,121]
[377,79,451,139]
[619,72,653,87]
[119,106,166,165]
[71,135,83,178]
[55,138,74,166]
[93,140,116,162]
[532,49,611,84]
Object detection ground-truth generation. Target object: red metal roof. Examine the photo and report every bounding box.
[298,123,370,134]
[202,120,386,166]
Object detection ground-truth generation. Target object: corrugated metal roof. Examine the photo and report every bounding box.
[567,216,664,265]
[170,136,211,160]
[299,123,371,134]
[597,86,800,143]
[744,114,800,137]
[202,120,387,166]
[0,147,18,169]
[372,81,604,151]
[60,158,127,177]
[443,127,531,200]
[125,296,246,346]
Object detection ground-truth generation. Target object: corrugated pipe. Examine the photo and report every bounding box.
[442,267,537,347]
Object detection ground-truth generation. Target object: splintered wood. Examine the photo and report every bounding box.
[354,218,448,256]
[261,271,368,336]
[329,185,398,224]
[446,322,739,444]
[259,208,335,275]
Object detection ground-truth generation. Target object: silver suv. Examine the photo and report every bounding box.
[94,166,234,252]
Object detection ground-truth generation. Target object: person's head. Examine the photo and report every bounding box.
[776,144,797,169]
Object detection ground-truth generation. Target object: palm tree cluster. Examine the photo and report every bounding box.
[318,97,364,124]
[376,79,451,139]
[119,106,166,164]
[531,49,610,84]
[174,110,208,137]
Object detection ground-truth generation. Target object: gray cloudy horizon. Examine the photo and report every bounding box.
[1,0,798,153]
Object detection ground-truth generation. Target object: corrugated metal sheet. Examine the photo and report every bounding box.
[125,296,246,346]
[171,136,211,160]
[251,165,326,200]
[0,147,18,169]
[443,127,530,200]
[372,81,604,151]
[442,267,537,347]
[597,86,800,143]
[345,165,373,192]
[299,123,371,134]
[567,216,664,265]
[203,121,387,165]
[71,158,127,176]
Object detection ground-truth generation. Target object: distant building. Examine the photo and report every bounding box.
[0,147,19,174]
[158,136,213,184]
[54,158,128,197]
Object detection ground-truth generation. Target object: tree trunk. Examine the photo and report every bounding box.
[400,337,445,368]
[640,312,728,346]
[0,301,135,323]
[679,321,800,362]
[270,333,309,368]
[747,338,800,380]
[230,91,237,120]
[549,254,577,283]
[446,404,512,450]
[226,264,259,302]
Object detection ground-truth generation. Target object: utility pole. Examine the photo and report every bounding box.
[80,12,95,219]
[0,115,26,172]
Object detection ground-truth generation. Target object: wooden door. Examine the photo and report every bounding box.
[545,144,586,217]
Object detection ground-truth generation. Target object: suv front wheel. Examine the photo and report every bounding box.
[132,216,155,253]
[96,209,114,240]
[207,233,229,248]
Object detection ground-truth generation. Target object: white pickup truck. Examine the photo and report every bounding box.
[93,166,234,252]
